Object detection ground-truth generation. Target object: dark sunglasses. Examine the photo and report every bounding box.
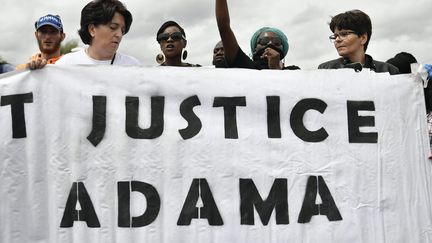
[257,36,282,46]
[157,32,185,42]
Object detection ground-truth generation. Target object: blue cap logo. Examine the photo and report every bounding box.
[35,14,63,31]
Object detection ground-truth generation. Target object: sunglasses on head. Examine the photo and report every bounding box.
[157,32,184,42]
[257,36,282,46]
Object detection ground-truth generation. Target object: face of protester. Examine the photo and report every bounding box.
[35,25,65,55]
[213,41,225,64]
[158,26,186,59]
[333,28,367,59]
[88,12,125,59]
[255,31,283,53]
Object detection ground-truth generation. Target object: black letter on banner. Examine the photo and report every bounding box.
[347,101,377,143]
[177,178,223,225]
[125,96,164,139]
[118,181,161,227]
[213,97,246,139]
[290,98,328,142]
[60,182,100,228]
[267,96,281,138]
[1,93,33,138]
[87,96,106,146]
[179,95,202,139]
[298,176,342,223]
[240,178,289,225]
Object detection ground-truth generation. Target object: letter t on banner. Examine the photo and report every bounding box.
[1,93,33,138]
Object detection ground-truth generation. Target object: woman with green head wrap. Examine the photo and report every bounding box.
[215,0,299,70]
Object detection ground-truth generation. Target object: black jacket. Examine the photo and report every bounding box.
[232,48,300,70]
[318,54,399,75]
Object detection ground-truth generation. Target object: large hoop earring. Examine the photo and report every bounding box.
[182,50,188,60]
[156,53,165,64]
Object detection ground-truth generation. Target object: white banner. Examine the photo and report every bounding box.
[1,66,432,243]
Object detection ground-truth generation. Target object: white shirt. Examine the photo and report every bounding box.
[56,49,141,66]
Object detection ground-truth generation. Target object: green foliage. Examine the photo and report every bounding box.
[60,39,79,55]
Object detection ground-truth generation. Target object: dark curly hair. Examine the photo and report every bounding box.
[78,0,132,45]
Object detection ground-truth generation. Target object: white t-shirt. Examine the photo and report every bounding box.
[56,49,141,66]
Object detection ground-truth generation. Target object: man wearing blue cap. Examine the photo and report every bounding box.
[17,14,66,70]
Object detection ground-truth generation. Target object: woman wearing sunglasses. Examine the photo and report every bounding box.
[215,0,298,70]
[155,21,201,67]
[56,0,140,65]
[318,10,398,74]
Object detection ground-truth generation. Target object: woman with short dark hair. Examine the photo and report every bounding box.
[57,0,140,65]
[155,20,200,67]
[318,10,398,74]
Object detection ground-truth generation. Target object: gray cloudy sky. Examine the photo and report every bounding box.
[1,0,431,69]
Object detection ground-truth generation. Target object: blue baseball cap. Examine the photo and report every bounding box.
[35,14,63,31]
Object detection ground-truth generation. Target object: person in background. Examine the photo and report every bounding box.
[385,52,429,111]
[215,0,299,70]
[386,52,432,158]
[212,41,228,68]
[386,52,417,74]
[0,58,14,74]
[423,63,432,159]
[425,64,432,80]
[318,10,399,74]
[155,20,200,67]
[16,14,65,70]
[56,0,140,65]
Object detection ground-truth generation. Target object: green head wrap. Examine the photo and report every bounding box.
[250,27,289,58]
